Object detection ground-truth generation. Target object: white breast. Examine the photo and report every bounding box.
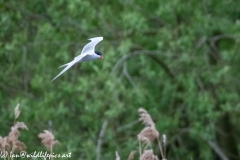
[79,54,99,62]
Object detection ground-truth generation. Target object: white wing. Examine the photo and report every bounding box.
[51,55,84,81]
[52,37,103,81]
[78,37,103,56]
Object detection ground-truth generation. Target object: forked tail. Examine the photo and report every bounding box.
[51,59,78,82]
[59,63,68,68]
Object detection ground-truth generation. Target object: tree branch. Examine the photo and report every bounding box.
[122,62,136,88]
[113,50,174,80]
[148,54,175,79]
[113,50,164,73]
[207,140,229,160]
[96,120,108,160]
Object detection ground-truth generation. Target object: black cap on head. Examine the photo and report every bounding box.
[94,51,102,56]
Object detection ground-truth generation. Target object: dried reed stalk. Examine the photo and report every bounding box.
[115,151,120,160]
[0,104,28,160]
[113,108,168,160]
[138,108,166,160]
[140,149,158,160]
[0,136,11,160]
[8,122,28,153]
[38,130,60,160]
[14,104,20,120]
[127,150,136,160]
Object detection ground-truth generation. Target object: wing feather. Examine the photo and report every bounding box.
[78,37,103,56]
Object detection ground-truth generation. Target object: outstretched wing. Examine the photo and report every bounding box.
[80,37,103,55]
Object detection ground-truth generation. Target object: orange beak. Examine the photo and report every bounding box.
[100,56,104,59]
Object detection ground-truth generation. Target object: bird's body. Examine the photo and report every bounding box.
[52,37,103,81]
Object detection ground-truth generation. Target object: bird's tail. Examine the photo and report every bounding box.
[52,60,77,82]
[59,63,68,68]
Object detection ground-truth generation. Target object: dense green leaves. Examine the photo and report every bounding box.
[1,0,240,159]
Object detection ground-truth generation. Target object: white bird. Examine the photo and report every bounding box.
[52,37,104,81]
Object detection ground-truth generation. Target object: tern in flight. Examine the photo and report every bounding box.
[52,37,104,81]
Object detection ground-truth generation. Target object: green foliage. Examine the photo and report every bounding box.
[1,0,240,159]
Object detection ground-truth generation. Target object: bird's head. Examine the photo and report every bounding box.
[95,51,104,59]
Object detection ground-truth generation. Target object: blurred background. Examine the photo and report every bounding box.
[1,0,240,159]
